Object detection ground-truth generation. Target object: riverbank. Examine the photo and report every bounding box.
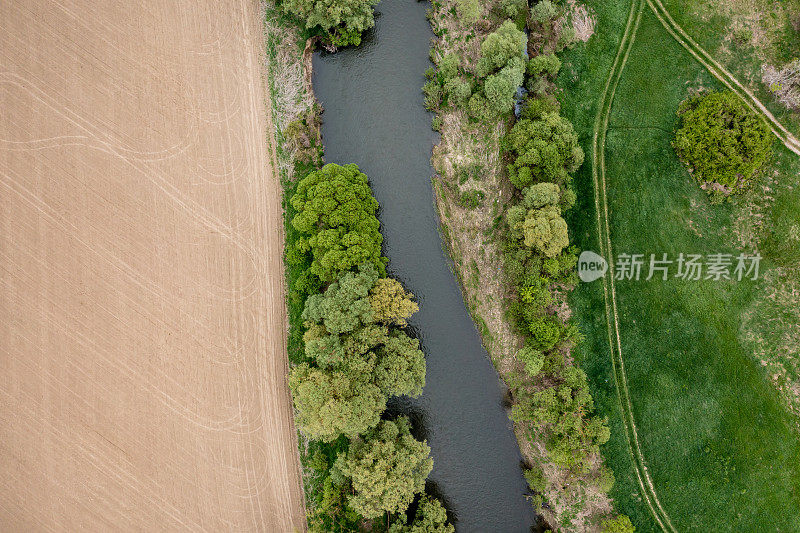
[425,0,623,531]
[311,1,539,529]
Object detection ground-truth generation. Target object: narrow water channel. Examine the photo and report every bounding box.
[312,1,538,530]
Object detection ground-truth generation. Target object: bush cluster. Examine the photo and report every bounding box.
[281,0,379,47]
[288,163,451,531]
[674,90,772,200]
[489,2,629,528]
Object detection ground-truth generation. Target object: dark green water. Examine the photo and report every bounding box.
[312,1,538,530]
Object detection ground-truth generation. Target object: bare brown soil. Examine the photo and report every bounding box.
[0,1,305,530]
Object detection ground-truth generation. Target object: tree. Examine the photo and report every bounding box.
[674,90,772,194]
[289,364,386,441]
[522,204,569,257]
[281,0,379,47]
[302,264,379,335]
[484,57,525,116]
[373,331,426,397]
[291,163,386,284]
[389,495,454,533]
[369,278,419,326]
[601,514,636,533]
[530,0,558,24]
[477,20,527,78]
[506,183,570,257]
[335,417,433,518]
[527,54,561,78]
[503,113,584,188]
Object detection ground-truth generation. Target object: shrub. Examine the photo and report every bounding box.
[601,514,636,533]
[423,79,443,110]
[518,345,545,377]
[467,92,493,122]
[598,465,616,493]
[504,113,584,188]
[763,59,800,110]
[444,78,472,107]
[455,0,480,24]
[438,53,460,79]
[527,54,561,78]
[335,417,433,518]
[459,188,485,208]
[674,90,772,194]
[523,465,547,493]
[527,315,562,350]
[282,0,379,47]
[291,163,386,283]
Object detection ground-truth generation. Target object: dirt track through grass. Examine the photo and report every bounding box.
[591,1,676,530]
[592,1,800,531]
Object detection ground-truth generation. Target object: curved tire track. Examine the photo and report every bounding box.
[590,0,677,530]
[647,0,800,155]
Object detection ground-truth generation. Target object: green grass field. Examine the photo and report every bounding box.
[659,0,800,137]
[561,1,800,530]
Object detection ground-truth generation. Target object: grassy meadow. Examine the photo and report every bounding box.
[560,2,800,531]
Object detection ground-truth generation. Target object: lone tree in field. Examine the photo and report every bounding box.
[335,417,433,518]
[281,0,378,47]
[674,90,772,198]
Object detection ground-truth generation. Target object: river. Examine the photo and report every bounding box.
[311,0,538,531]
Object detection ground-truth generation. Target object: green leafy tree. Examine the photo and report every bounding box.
[289,364,385,441]
[389,495,454,533]
[369,277,419,326]
[601,514,636,533]
[291,163,386,284]
[335,417,433,518]
[281,0,379,47]
[517,345,545,377]
[522,204,569,257]
[373,331,426,397]
[674,90,772,193]
[484,57,525,115]
[506,183,569,257]
[302,264,379,334]
[477,20,527,78]
[503,113,584,188]
[530,0,558,24]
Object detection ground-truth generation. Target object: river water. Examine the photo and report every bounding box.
[312,0,538,530]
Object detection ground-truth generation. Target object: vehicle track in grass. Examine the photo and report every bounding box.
[592,1,800,531]
[591,0,677,530]
[647,0,800,156]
